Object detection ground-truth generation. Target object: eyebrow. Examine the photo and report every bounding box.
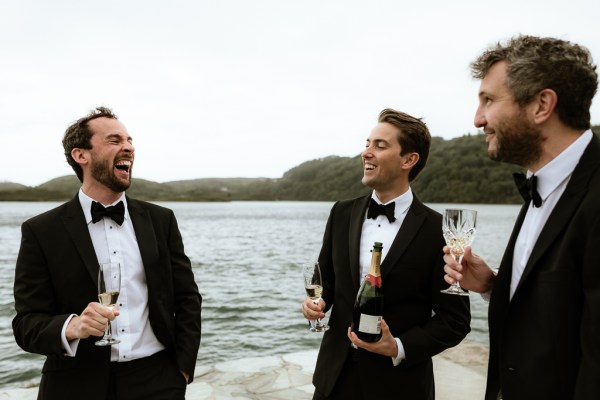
[106,133,133,142]
[366,138,390,145]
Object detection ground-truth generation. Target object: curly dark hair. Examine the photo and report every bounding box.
[377,108,431,182]
[470,35,598,130]
[62,106,118,182]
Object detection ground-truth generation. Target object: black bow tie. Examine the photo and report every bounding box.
[513,172,542,208]
[91,201,125,225]
[367,199,396,223]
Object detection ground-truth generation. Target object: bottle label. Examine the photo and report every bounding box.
[358,314,382,334]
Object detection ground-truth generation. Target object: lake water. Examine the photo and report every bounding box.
[0,201,520,390]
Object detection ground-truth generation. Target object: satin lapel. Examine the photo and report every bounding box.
[380,197,426,280]
[349,196,370,291]
[127,198,160,288]
[514,136,600,296]
[490,202,529,319]
[61,195,100,285]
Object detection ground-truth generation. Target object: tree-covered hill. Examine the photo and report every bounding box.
[2,127,598,203]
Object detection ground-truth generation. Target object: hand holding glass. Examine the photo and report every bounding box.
[302,261,329,332]
[95,262,121,346]
[441,209,477,296]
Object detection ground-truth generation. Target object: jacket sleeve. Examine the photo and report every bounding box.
[166,211,202,383]
[13,221,71,356]
[575,212,600,398]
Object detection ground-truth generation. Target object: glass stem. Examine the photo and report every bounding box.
[312,299,323,328]
[104,323,110,339]
[104,306,113,339]
[454,254,464,289]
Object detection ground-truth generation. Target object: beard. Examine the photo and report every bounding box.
[90,157,131,193]
[488,110,543,167]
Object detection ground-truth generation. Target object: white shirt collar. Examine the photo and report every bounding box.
[529,130,593,203]
[78,189,128,225]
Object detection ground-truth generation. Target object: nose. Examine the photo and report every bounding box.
[123,141,135,154]
[361,145,373,159]
[474,105,486,129]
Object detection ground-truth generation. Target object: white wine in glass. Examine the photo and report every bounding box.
[441,209,477,296]
[302,261,329,332]
[95,262,121,346]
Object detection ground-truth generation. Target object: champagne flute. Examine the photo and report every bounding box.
[302,261,329,332]
[441,209,477,296]
[95,262,121,346]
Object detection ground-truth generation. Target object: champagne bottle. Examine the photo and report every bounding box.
[352,242,384,342]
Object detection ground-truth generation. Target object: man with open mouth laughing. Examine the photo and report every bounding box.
[12,106,202,400]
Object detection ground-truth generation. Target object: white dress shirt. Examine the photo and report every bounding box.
[61,189,165,361]
[510,130,593,300]
[360,189,413,366]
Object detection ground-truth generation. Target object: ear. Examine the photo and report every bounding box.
[71,148,89,166]
[532,88,557,124]
[401,152,419,170]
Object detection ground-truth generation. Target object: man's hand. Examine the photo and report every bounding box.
[66,302,120,341]
[347,319,398,358]
[301,297,326,321]
[443,246,495,293]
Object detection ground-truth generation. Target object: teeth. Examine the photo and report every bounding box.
[365,163,375,170]
[115,160,132,172]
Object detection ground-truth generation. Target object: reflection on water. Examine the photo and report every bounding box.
[0,201,519,390]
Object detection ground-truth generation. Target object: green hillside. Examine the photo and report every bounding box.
[2,127,598,203]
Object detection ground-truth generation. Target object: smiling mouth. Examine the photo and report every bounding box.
[364,162,376,171]
[115,160,132,173]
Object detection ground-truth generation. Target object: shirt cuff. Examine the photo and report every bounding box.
[61,314,80,357]
[391,337,406,366]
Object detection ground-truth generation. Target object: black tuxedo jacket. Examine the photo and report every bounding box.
[486,134,600,400]
[12,195,202,400]
[312,194,471,399]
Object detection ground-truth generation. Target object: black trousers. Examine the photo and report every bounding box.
[313,349,434,400]
[107,350,187,400]
[313,350,363,400]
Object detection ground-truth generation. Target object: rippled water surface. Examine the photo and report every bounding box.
[0,201,520,390]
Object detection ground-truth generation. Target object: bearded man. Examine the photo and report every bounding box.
[13,107,202,400]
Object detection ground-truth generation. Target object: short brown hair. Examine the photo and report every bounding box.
[377,108,431,182]
[62,106,118,182]
[471,35,598,130]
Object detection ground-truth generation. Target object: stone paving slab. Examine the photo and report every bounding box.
[0,342,488,399]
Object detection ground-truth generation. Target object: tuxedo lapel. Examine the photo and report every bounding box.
[514,135,600,296]
[349,196,370,291]
[127,198,161,289]
[380,197,426,280]
[490,202,529,324]
[61,195,100,285]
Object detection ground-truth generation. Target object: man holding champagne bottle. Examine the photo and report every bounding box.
[302,109,471,399]
[443,35,600,399]
[12,107,202,400]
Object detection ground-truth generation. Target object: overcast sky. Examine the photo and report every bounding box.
[2,0,599,186]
